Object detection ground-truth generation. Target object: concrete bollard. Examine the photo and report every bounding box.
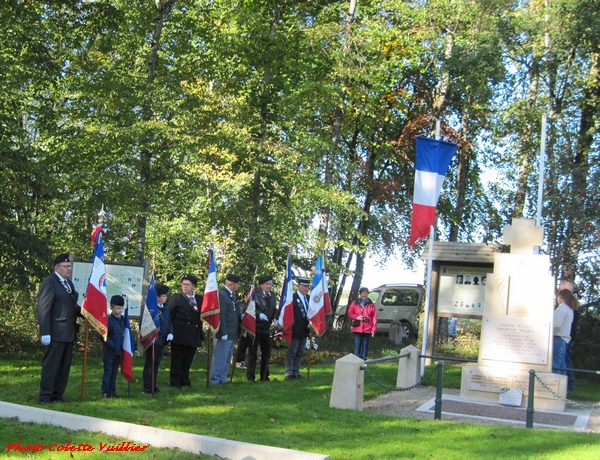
[397,345,421,388]
[329,353,365,410]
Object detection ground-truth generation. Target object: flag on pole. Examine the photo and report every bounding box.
[139,270,160,350]
[408,136,458,247]
[307,254,326,336]
[241,284,256,338]
[121,302,134,382]
[278,254,294,344]
[321,254,331,315]
[81,226,109,340]
[201,249,220,331]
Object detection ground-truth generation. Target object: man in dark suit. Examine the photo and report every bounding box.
[285,277,311,379]
[246,275,277,382]
[169,274,204,389]
[209,274,241,385]
[37,253,80,404]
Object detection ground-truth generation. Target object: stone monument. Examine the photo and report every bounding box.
[460,219,566,411]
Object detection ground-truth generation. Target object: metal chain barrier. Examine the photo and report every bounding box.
[534,374,600,410]
[363,366,437,392]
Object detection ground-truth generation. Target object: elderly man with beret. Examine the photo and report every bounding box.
[209,274,242,385]
[246,275,277,382]
[37,253,80,404]
[169,274,204,389]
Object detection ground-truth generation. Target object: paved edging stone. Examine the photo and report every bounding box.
[0,401,329,460]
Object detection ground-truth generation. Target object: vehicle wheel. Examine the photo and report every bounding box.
[400,321,415,341]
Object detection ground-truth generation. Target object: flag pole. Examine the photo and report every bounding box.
[420,224,435,377]
[421,121,440,376]
[151,343,155,396]
[79,206,106,402]
[206,330,211,388]
[79,322,90,402]
[307,329,312,381]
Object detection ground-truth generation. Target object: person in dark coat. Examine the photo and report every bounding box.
[102,296,126,398]
[209,274,242,385]
[169,274,204,389]
[142,284,174,394]
[285,277,311,379]
[246,275,277,382]
[37,253,80,404]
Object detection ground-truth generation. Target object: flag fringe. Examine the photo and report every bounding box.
[81,309,107,341]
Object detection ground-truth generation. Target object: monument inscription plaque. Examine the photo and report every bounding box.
[481,317,550,365]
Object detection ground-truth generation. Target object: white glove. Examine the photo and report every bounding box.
[259,313,268,321]
[41,335,51,346]
[166,333,173,342]
[240,313,245,320]
[221,335,228,341]
[273,319,280,327]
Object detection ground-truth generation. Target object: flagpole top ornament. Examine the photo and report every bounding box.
[98,205,106,223]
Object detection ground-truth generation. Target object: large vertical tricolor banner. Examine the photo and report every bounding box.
[201,249,220,331]
[121,301,134,382]
[81,227,109,340]
[140,270,160,349]
[307,254,327,336]
[408,136,458,247]
[241,284,256,339]
[278,254,295,344]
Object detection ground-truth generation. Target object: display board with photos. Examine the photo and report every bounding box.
[437,265,489,317]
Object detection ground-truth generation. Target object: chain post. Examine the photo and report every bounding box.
[526,369,535,428]
[434,361,444,420]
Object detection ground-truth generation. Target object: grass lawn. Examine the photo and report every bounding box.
[1,345,599,459]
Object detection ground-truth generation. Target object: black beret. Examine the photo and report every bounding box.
[181,274,198,285]
[54,253,70,265]
[110,295,125,307]
[258,275,273,285]
[156,284,170,296]
[297,276,311,286]
[226,273,242,283]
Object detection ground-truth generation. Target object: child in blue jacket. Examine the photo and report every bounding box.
[102,295,125,398]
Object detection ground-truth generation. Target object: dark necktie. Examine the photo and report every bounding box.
[189,296,196,306]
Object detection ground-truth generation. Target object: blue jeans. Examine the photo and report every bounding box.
[210,338,235,384]
[565,340,576,391]
[353,333,371,360]
[552,336,567,375]
[102,354,121,395]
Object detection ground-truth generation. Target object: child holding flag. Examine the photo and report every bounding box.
[101,295,126,398]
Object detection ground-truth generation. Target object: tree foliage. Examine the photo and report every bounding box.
[1,0,598,352]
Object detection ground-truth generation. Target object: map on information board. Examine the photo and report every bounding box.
[72,261,145,317]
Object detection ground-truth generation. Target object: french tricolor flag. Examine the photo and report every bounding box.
[241,284,256,338]
[408,136,457,247]
[201,249,220,331]
[81,228,109,340]
[278,254,294,344]
[121,302,135,383]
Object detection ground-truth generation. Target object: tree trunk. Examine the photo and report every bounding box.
[135,0,175,264]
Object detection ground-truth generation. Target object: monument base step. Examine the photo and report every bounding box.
[416,395,590,431]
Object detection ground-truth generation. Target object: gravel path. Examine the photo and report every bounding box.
[363,386,600,432]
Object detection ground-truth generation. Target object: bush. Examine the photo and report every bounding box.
[0,287,40,353]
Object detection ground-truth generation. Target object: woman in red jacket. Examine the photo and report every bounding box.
[348,287,377,360]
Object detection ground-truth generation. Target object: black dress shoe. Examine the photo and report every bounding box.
[39,399,54,405]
